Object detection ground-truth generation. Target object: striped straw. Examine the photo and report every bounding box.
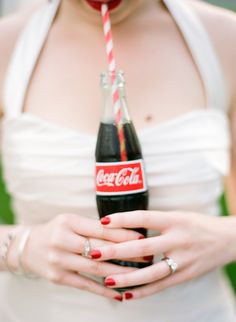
[101,3,127,161]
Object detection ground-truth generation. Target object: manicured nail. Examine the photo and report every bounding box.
[114,295,123,302]
[105,278,116,287]
[138,235,145,240]
[125,292,133,300]
[90,250,102,259]
[143,255,154,262]
[101,217,111,225]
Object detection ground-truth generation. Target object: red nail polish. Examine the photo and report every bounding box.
[101,217,111,225]
[90,250,102,259]
[114,295,123,302]
[143,255,154,262]
[105,278,116,287]
[138,235,145,240]
[125,292,133,300]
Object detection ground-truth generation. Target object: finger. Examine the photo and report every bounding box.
[56,233,112,254]
[122,270,186,300]
[68,214,144,241]
[100,211,174,230]
[91,235,174,260]
[59,253,137,277]
[51,231,86,253]
[54,233,149,263]
[61,272,123,301]
[115,257,153,263]
[104,261,170,288]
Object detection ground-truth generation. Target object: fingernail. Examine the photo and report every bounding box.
[125,292,133,300]
[105,278,116,287]
[101,217,111,225]
[143,255,154,262]
[114,295,123,302]
[138,235,145,240]
[90,250,102,259]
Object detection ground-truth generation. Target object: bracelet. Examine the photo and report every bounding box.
[0,226,23,275]
[17,227,38,279]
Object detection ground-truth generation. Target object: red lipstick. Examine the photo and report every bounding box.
[85,0,122,11]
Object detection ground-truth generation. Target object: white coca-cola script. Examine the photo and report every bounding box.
[95,160,146,195]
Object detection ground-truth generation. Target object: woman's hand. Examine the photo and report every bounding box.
[7,213,144,301]
[90,210,236,300]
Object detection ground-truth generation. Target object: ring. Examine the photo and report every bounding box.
[162,257,178,275]
[82,238,92,258]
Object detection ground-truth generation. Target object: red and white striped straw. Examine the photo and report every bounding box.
[101,3,127,161]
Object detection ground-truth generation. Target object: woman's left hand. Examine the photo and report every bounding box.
[90,211,235,300]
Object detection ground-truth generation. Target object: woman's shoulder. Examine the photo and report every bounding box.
[188,0,236,97]
[0,1,45,117]
[189,0,236,39]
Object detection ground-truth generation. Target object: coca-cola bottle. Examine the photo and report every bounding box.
[95,71,149,270]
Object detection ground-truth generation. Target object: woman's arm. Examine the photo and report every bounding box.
[89,105,236,298]
[0,214,144,302]
[89,7,236,300]
[190,0,236,216]
[91,97,236,299]
[89,211,236,300]
[0,8,41,271]
[225,83,236,215]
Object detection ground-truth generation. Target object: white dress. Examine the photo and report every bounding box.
[0,0,236,321]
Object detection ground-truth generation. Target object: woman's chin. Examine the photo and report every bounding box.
[84,0,123,11]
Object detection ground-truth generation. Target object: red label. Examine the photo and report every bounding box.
[96,159,147,195]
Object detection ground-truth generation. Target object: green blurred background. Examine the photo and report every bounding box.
[0,0,235,293]
[206,0,236,10]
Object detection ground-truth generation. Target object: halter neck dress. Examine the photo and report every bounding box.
[0,0,236,321]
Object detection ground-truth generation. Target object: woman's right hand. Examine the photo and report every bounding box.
[8,214,143,301]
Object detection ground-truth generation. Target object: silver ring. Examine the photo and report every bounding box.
[82,238,92,258]
[162,257,178,275]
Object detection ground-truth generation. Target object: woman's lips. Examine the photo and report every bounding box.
[85,0,122,11]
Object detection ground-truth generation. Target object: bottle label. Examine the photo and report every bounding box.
[96,159,147,195]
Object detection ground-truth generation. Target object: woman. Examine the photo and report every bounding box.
[0,0,235,321]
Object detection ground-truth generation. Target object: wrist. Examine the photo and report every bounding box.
[20,224,42,276]
[5,226,25,272]
[7,226,38,278]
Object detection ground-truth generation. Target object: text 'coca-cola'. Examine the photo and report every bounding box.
[95,159,147,195]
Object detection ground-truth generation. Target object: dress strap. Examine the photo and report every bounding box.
[3,0,61,118]
[163,0,229,111]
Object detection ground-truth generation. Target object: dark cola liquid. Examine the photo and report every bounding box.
[96,122,149,271]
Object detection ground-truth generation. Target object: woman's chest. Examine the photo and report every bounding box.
[22,23,206,135]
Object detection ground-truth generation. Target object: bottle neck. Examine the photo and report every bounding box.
[100,71,131,124]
